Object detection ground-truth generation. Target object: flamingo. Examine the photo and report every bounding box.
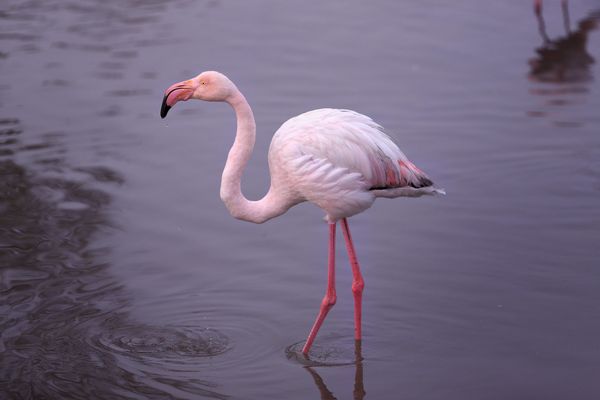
[160,71,444,355]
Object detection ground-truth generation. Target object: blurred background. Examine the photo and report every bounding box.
[1,1,599,399]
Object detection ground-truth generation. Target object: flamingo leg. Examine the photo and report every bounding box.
[302,222,337,355]
[340,218,365,341]
[561,0,570,33]
[353,339,366,400]
[534,0,551,43]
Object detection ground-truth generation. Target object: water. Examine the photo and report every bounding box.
[1,1,599,399]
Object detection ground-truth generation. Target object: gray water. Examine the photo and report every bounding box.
[1,1,600,399]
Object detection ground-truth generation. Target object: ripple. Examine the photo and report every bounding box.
[42,79,70,87]
[89,317,231,362]
[0,128,21,136]
[94,71,123,80]
[111,49,137,59]
[134,295,286,373]
[57,201,89,211]
[0,268,51,291]
[285,336,361,367]
[74,166,125,185]
[0,32,38,41]
[107,88,152,97]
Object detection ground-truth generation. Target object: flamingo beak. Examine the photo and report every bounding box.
[160,80,196,118]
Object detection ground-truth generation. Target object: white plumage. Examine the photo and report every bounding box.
[269,108,443,221]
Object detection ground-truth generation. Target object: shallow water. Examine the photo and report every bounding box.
[1,1,599,399]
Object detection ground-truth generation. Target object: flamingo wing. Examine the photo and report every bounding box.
[269,109,438,221]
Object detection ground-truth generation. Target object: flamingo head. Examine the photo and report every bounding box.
[160,71,238,118]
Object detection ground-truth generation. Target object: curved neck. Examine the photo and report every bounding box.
[219,90,287,223]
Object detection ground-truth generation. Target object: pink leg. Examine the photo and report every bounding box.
[340,218,365,341]
[302,223,337,355]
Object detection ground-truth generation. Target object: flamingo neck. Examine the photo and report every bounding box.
[220,90,286,223]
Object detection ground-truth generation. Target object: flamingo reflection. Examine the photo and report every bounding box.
[530,0,599,83]
[304,340,366,400]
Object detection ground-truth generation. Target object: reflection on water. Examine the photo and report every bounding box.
[2,2,235,398]
[304,341,365,400]
[0,120,228,399]
[530,1,599,83]
[285,338,365,399]
[527,2,600,126]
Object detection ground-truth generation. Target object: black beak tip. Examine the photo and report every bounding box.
[160,96,171,119]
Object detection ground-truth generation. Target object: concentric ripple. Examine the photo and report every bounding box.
[130,296,288,374]
[285,335,362,367]
[92,322,231,360]
[81,314,232,399]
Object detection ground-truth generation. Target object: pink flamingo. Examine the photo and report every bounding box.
[160,71,444,355]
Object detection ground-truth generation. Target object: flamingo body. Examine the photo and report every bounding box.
[268,108,442,222]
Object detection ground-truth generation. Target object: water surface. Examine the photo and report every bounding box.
[1,1,599,399]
